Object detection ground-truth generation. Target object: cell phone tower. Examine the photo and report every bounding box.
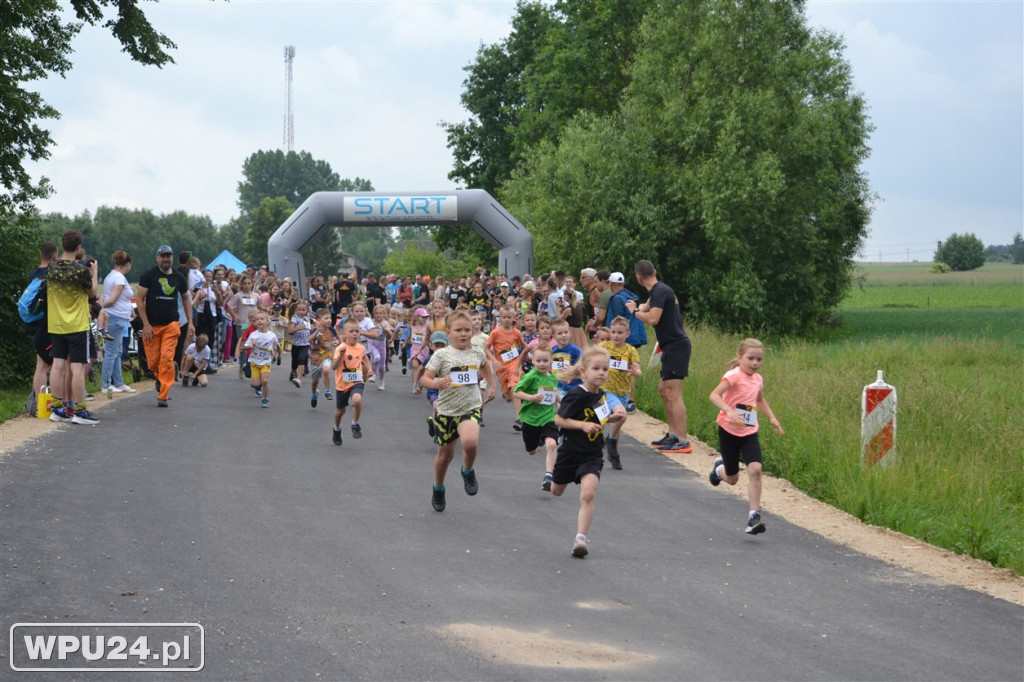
[283,45,295,152]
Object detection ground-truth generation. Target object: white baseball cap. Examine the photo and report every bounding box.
[609,272,625,284]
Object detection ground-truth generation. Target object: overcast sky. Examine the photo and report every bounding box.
[24,0,1023,262]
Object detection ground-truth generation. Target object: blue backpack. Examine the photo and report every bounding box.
[18,277,47,325]
[612,291,648,347]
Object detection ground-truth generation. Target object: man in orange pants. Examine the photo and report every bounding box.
[136,245,193,407]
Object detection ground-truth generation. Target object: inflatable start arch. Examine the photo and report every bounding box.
[267,190,534,286]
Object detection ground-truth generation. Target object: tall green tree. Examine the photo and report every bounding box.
[935,233,985,272]
[1010,233,1024,265]
[2,0,174,224]
[244,197,294,267]
[501,0,873,335]
[0,222,45,387]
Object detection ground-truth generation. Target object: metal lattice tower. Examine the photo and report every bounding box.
[283,45,295,152]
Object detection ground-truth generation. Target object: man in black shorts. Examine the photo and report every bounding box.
[46,230,100,425]
[627,259,692,453]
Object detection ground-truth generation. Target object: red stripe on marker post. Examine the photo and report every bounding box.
[862,370,897,467]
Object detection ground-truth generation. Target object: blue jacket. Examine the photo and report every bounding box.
[605,288,647,347]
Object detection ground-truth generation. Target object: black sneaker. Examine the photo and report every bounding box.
[191,378,199,387]
[606,440,622,470]
[157,399,168,407]
[402,367,407,375]
[351,423,362,439]
[332,428,342,446]
[709,457,723,487]
[513,419,523,432]
[746,511,766,535]
[432,487,446,512]
[462,468,479,495]
[311,391,318,408]
[541,473,553,492]
[625,400,637,414]
[181,376,189,387]
[426,417,436,438]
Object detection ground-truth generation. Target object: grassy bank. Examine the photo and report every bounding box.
[635,263,1024,574]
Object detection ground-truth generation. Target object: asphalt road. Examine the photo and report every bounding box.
[2,359,1021,680]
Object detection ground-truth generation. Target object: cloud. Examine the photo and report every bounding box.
[377,2,512,47]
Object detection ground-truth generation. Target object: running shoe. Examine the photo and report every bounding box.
[377,383,385,391]
[182,376,189,387]
[332,428,342,446]
[85,393,95,401]
[324,389,332,399]
[426,417,436,439]
[651,432,673,446]
[72,410,100,425]
[100,330,115,341]
[238,364,244,379]
[606,440,622,470]
[513,419,523,432]
[746,511,766,535]
[368,375,376,383]
[191,378,200,387]
[658,437,692,453]
[311,390,318,408]
[625,400,637,414]
[402,367,407,375]
[462,468,479,495]
[351,423,362,439]
[432,487,446,512]
[157,399,169,407]
[107,385,125,393]
[254,387,263,398]
[541,473,553,492]
[49,407,72,423]
[118,385,136,393]
[291,377,301,388]
[571,535,589,558]
[261,398,269,408]
[709,457,723,487]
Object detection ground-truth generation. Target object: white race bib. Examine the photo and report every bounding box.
[411,332,425,346]
[241,295,257,306]
[500,347,520,362]
[342,369,363,383]
[552,359,569,370]
[735,404,758,427]
[538,388,557,406]
[594,398,612,425]
[609,358,629,372]
[450,366,479,387]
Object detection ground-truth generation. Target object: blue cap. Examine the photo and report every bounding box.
[156,244,173,255]
[429,331,449,345]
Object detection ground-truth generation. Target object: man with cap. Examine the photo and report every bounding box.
[604,272,641,338]
[137,245,193,407]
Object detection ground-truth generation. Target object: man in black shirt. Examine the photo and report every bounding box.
[334,274,358,312]
[627,259,693,454]
[364,273,386,314]
[137,244,193,407]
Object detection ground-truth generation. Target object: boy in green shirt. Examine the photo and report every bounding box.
[512,344,560,490]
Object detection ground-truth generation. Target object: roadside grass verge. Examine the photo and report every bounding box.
[635,325,1023,574]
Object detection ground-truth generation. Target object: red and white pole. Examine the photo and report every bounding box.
[862,370,897,467]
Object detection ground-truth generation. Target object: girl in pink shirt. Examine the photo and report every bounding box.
[708,338,784,535]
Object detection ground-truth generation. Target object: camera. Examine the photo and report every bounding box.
[79,257,96,267]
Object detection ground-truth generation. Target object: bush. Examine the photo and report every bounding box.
[0,219,43,388]
[935,233,985,271]
[928,262,952,274]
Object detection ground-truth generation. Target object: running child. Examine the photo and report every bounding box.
[244,311,280,408]
[331,318,372,445]
[181,333,211,387]
[406,307,430,394]
[486,305,526,431]
[469,310,495,427]
[423,330,449,436]
[421,309,497,512]
[599,316,643,470]
[551,319,583,396]
[369,304,393,391]
[594,326,611,344]
[394,308,412,375]
[512,344,560,491]
[518,316,553,377]
[308,308,338,407]
[708,338,784,535]
[551,346,626,558]
[288,300,313,388]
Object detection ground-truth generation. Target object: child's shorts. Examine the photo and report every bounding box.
[426,388,440,406]
[309,358,331,384]
[604,392,625,412]
[336,384,365,408]
[552,449,603,486]
[522,422,559,452]
[717,426,763,476]
[250,363,271,380]
[432,410,482,446]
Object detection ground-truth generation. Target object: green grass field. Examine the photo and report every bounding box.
[636,262,1024,574]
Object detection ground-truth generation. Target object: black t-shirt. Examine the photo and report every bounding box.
[334,280,356,308]
[557,385,607,456]
[138,266,187,326]
[648,280,687,346]
[365,282,386,312]
[447,286,465,310]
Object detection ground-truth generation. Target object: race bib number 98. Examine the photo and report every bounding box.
[450,366,479,387]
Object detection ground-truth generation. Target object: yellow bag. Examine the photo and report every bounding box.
[36,388,54,419]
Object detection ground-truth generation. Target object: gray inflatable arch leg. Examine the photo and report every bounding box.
[267,190,533,286]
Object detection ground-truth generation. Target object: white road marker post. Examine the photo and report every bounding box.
[861,370,897,468]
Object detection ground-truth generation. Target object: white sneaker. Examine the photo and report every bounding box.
[377,383,385,391]
[107,385,125,393]
[118,385,137,393]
